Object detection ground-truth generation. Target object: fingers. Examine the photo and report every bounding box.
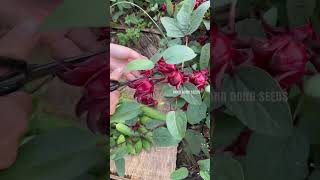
[110,68,123,115]
[0,91,32,169]
[110,43,144,61]
[0,18,41,60]
[66,28,103,51]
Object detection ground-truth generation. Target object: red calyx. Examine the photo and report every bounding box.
[189,69,208,89]
[156,58,177,74]
[128,77,154,97]
[167,70,185,89]
[161,3,167,11]
[137,95,158,106]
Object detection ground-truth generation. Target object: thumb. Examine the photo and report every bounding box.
[0,18,42,60]
[110,68,123,80]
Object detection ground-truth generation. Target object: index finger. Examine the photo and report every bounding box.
[110,43,144,61]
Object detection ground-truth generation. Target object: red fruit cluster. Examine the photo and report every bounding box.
[128,77,157,106]
[189,69,209,89]
[212,19,320,90]
[58,53,107,132]
[156,58,185,89]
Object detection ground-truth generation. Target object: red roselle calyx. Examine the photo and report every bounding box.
[252,36,308,89]
[161,3,167,11]
[189,69,209,89]
[128,78,157,106]
[167,70,185,89]
[156,58,177,74]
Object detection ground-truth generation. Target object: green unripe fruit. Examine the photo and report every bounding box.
[141,106,166,120]
[144,132,153,142]
[142,139,151,151]
[135,139,143,154]
[140,116,151,125]
[127,142,136,155]
[117,134,126,144]
[138,126,148,134]
[116,123,134,136]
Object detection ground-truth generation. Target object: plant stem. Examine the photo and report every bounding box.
[229,0,238,33]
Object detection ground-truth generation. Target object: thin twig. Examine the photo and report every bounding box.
[111,26,162,36]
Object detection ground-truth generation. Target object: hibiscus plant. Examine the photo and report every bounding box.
[110,0,210,179]
[213,0,320,180]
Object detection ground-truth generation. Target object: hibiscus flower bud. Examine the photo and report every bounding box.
[189,70,208,89]
[167,70,185,89]
[137,95,158,106]
[156,58,177,74]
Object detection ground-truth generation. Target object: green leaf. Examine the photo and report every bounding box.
[310,170,320,180]
[170,167,188,180]
[186,102,207,124]
[177,0,195,32]
[244,130,309,180]
[199,43,210,69]
[213,112,245,149]
[0,128,104,180]
[287,0,316,27]
[166,0,174,16]
[264,7,278,26]
[162,45,196,64]
[145,119,165,130]
[212,154,244,180]
[203,20,210,30]
[168,38,183,47]
[39,0,107,31]
[162,84,180,97]
[124,59,154,72]
[188,1,210,34]
[27,112,82,134]
[150,51,163,63]
[170,167,189,180]
[111,102,142,123]
[222,66,293,136]
[161,17,185,37]
[235,18,266,38]
[180,82,202,105]
[166,111,187,140]
[198,159,210,171]
[110,145,128,161]
[184,130,206,155]
[115,158,125,177]
[200,171,210,180]
[297,97,320,144]
[304,74,320,99]
[153,127,180,147]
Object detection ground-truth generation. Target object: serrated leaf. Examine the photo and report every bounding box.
[180,82,202,105]
[200,43,210,69]
[162,45,196,64]
[222,66,293,136]
[153,127,180,147]
[166,111,187,140]
[124,59,154,72]
[39,0,107,31]
[170,167,189,180]
[161,17,185,37]
[188,1,210,34]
